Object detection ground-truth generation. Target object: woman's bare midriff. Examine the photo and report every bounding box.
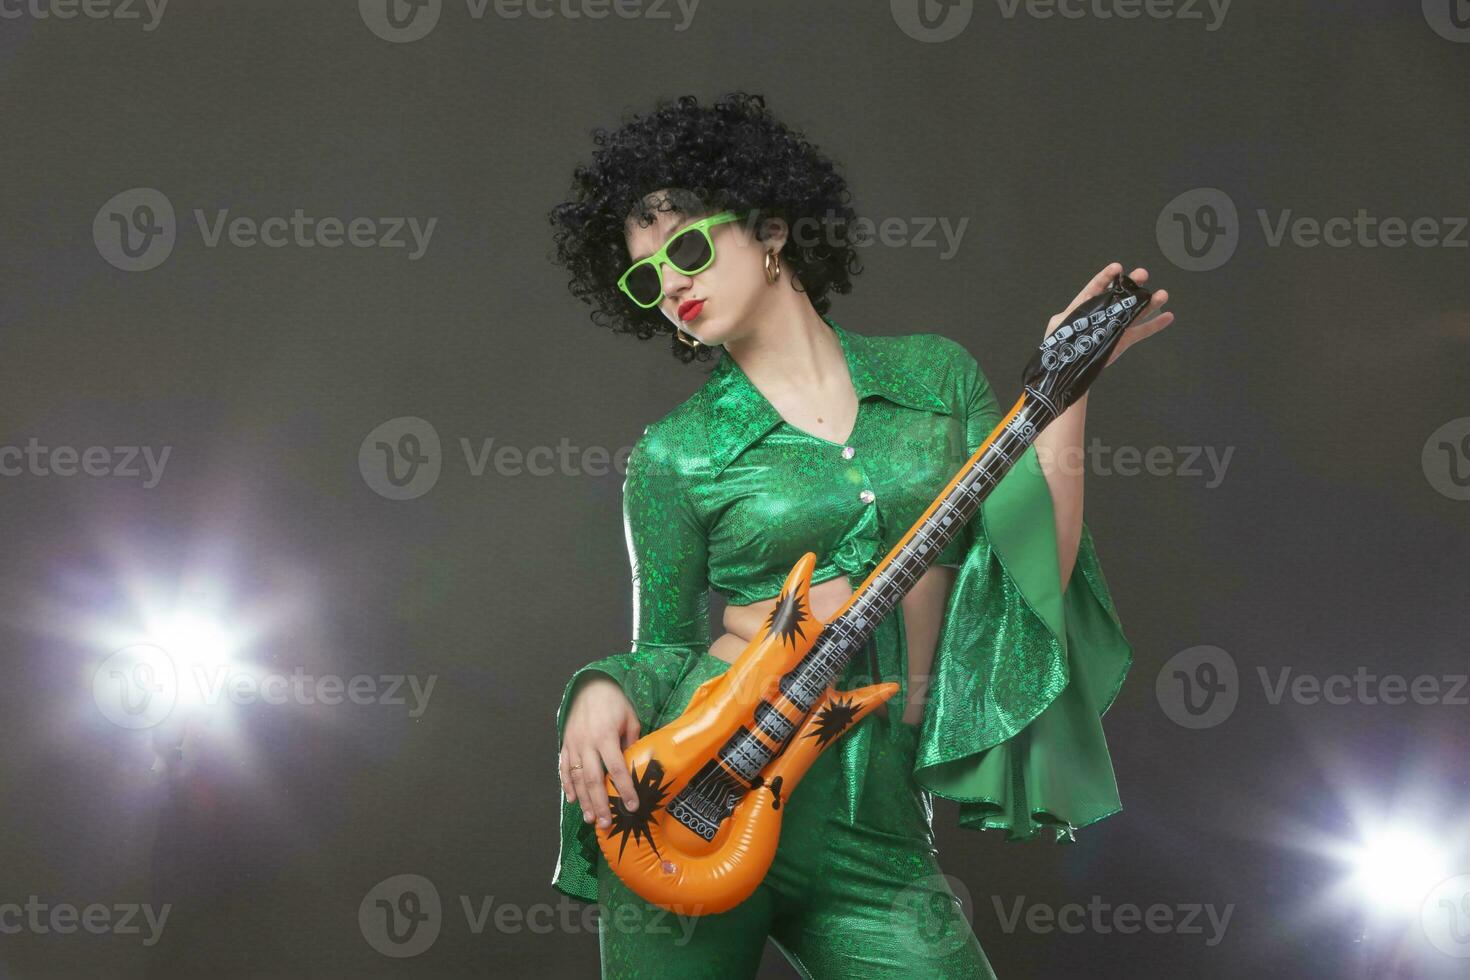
[709,565,959,726]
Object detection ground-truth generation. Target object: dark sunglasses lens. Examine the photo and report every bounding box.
[667,228,712,273]
[625,263,662,305]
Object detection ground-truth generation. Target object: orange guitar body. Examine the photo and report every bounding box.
[595,551,898,916]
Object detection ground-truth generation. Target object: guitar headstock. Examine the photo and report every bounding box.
[1021,272,1154,418]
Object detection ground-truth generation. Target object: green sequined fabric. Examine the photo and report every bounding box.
[552,317,1133,904]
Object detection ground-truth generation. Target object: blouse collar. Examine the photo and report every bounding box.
[700,315,949,476]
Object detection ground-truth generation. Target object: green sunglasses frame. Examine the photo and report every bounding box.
[617,210,747,309]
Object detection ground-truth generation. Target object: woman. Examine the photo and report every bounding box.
[548,92,1173,978]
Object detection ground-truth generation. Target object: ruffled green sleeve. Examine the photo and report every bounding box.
[914,352,1133,840]
[551,427,710,903]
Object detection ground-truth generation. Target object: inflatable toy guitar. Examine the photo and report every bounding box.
[598,273,1155,915]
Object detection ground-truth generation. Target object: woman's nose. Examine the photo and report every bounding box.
[661,262,694,295]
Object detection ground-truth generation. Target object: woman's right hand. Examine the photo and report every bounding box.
[558,675,642,829]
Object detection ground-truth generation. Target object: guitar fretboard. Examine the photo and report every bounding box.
[780,396,1054,703]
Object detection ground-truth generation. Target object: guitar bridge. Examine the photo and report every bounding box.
[667,759,743,842]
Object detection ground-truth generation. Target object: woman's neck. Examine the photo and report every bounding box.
[722,299,846,399]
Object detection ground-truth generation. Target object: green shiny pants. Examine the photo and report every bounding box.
[597,654,997,979]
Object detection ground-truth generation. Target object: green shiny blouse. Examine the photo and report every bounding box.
[552,315,1133,904]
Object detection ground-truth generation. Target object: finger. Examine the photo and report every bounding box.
[1132,289,1170,326]
[1065,262,1122,313]
[598,739,639,812]
[577,749,613,827]
[1106,311,1175,365]
[620,713,641,751]
[1132,311,1175,339]
[571,749,603,823]
[1136,289,1174,328]
[558,748,575,803]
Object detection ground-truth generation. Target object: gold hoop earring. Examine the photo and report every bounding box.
[764,248,782,285]
[675,326,702,350]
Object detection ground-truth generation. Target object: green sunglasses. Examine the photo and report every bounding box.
[618,210,747,309]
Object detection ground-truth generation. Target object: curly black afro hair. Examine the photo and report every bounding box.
[547,91,863,363]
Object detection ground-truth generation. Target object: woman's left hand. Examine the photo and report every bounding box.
[1045,262,1174,366]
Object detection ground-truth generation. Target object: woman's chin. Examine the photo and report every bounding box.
[682,317,730,348]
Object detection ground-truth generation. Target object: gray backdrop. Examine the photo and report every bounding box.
[2,1,1468,977]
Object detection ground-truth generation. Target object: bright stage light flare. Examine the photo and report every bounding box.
[141,610,244,707]
[148,610,237,664]
[1347,826,1453,916]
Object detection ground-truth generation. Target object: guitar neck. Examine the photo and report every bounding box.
[771,272,1150,712]
[779,391,1052,706]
